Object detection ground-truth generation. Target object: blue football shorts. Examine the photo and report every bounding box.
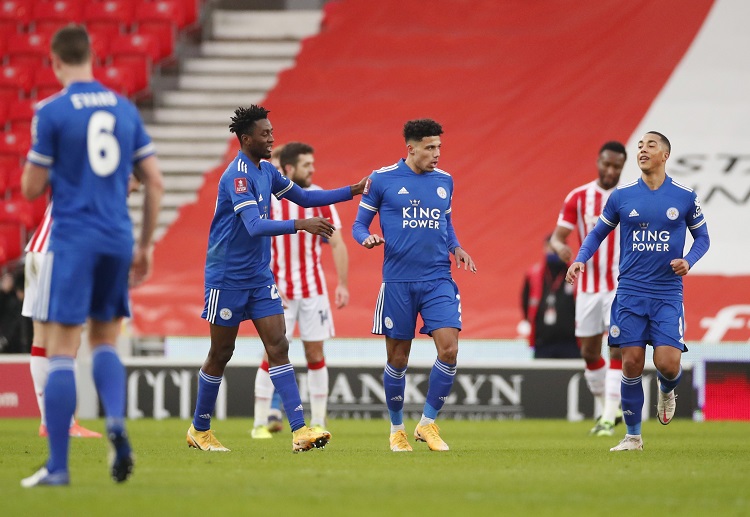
[202,284,284,326]
[608,293,687,351]
[371,278,462,340]
[33,249,131,325]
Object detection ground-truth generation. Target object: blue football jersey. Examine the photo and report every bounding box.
[204,152,293,289]
[358,159,455,282]
[27,81,154,253]
[600,176,706,300]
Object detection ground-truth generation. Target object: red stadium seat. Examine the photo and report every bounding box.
[83,0,134,35]
[0,222,24,264]
[0,131,30,159]
[0,64,34,98]
[6,99,34,133]
[0,0,31,34]
[0,197,33,228]
[178,0,200,28]
[109,33,158,94]
[33,66,61,99]
[7,33,50,67]
[134,0,178,61]
[93,64,137,97]
[31,0,83,36]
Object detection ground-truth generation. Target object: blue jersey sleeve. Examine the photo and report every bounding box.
[27,105,55,168]
[283,182,353,207]
[599,187,621,228]
[240,204,295,237]
[226,171,260,215]
[130,104,155,163]
[352,173,381,245]
[684,193,709,268]
[446,212,461,252]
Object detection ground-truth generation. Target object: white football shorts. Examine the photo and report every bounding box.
[21,251,46,318]
[575,290,616,337]
[284,294,335,342]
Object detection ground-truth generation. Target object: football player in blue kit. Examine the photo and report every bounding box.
[187,105,367,452]
[352,119,476,452]
[20,25,164,487]
[566,131,710,451]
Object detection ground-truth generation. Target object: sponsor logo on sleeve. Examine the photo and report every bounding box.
[363,178,372,195]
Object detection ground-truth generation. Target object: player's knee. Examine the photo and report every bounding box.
[438,342,458,364]
[207,344,234,366]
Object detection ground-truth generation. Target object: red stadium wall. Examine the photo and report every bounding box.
[131,0,726,339]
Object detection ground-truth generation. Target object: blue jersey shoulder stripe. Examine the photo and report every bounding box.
[434,168,451,177]
[374,163,399,174]
[671,180,693,193]
[617,180,638,190]
[688,219,706,230]
[359,201,378,212]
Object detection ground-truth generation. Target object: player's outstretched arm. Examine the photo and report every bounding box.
[453,247,477,273]
[295,217,335,238]
[350,176,369,196]
[566,262,585,284]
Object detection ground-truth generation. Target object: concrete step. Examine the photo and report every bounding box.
[154,107,239,125]
[159,174,211,192]
[147,124,229,141]
[159,157,221,174]
[200,40,301,58]
[130,207,178,226]
[211,10,322,40]
[182,57,294,74]
[154,141,227,158]
[128,191,198,209]
[160,90,264,108]
[178,74,277,91]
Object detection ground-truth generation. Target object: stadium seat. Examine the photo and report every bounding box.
[7,33,50,67]
[0,221,24,264]
[33,67,61,100]
[83,0,134,36]
[0,131,30,159]
[109,33,158,95]
[0,64,34,99]
[6,99,34,133]
[133,1,178,62]
[93,64,137,97]
[174,0,200,29]
[0,0,31,36]
[0,197,33,228]
[31,0,83,36]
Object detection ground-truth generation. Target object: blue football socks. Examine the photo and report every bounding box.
[192,370,222,431]
[45,356,76,474]
[269,364,305,431]
[424,359,457,420]
[92,345,126,435]
[657,366,682,393]
[621,374,644,436]
[383,363,407,425]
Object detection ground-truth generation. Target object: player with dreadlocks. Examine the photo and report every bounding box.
[187,105,367,452]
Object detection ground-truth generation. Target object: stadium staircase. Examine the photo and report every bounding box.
[0,0,323,270]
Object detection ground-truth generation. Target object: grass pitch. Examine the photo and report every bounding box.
[2,418,749,516]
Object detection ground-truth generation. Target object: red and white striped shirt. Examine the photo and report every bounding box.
[270,185,341,300]
[24,203,52,253]
[557,180,619,293]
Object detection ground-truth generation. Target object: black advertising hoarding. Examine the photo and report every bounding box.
[123,362,694,421]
